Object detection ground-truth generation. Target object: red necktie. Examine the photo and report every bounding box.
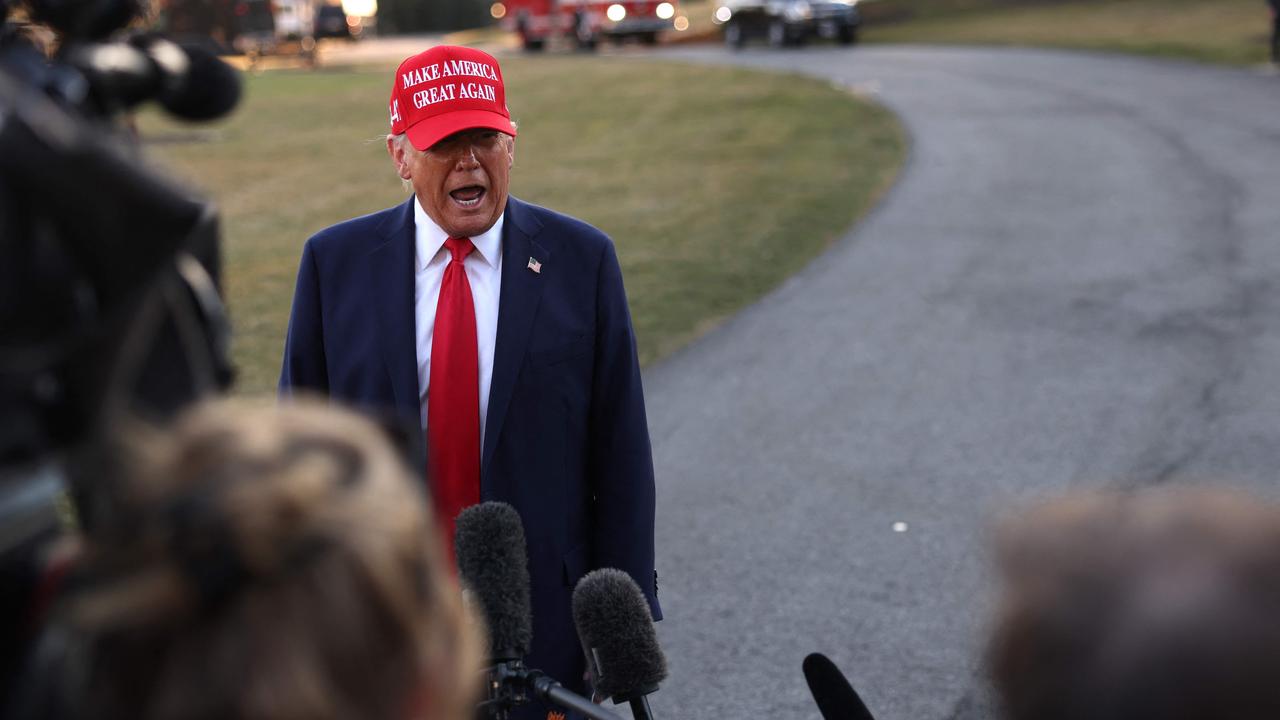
[428,236,481,557]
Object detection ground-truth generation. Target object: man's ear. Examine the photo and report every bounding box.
[507,137,516,169]
[387,137,413,180]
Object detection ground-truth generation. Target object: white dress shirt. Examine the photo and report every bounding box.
[414,198,503,448]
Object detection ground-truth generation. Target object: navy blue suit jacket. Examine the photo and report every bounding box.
[279,195,661,707]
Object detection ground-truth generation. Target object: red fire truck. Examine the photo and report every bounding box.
[491,0,684,51]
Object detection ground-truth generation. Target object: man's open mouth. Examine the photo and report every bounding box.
[449,186,486,208]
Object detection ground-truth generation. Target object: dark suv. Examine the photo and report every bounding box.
[315,4,354,40]
[716,0,860,48]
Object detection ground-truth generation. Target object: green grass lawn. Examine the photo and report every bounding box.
[864,0,1275,66]
[137,58,905,396]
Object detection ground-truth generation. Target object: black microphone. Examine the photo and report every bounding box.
[455,504,624,720]
[803,653,877,720]
[64,35,241,120]
[454,502,533,662]
[572,568,667,720]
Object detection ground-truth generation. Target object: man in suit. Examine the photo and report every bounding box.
[279,45,661,718]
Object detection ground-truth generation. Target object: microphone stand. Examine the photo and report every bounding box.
[530,673,624,720]
[626,695,654,720]
[611,685,657,720]
[477,660,625,720]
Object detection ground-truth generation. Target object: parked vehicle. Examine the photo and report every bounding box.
[273,0,315,40]
[156,0,325,56]
[232,0,280,54]
[157,0,276,54]
[314,4,359,39]
[494,0,683,52]
[714,0,860,49]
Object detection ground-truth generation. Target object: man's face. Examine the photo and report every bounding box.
[390,128,514,239]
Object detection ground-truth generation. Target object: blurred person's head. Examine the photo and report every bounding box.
[990,487,1280,720]
[385,45,517,239]
[58,399,480,720]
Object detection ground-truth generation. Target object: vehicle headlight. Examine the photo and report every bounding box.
[656,2,675,19]
[714,5,732,23]
[606,3,626,22]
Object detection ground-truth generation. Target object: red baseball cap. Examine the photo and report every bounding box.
[389,45,517,152]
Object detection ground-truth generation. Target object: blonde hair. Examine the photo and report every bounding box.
[64,399,480,720]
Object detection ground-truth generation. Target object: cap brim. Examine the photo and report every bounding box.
[405,110,518,151]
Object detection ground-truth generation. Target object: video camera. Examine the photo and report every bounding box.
[0,0,240,708]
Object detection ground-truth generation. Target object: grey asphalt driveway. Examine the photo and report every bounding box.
[640,46,1280,720]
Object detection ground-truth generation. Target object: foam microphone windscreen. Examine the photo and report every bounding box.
[803,653,876,720]
[572,568,668,700]
[155,40,242,120]
[454,502,532,659]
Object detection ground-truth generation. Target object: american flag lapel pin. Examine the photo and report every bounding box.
[527,256,542,274]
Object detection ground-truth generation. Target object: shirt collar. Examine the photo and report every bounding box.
[413,196,504,272]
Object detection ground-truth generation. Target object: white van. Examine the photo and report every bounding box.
[274,0,316,40]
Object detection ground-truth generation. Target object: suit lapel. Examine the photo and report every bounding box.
[483,198,549,488]
[369,198,421,422]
